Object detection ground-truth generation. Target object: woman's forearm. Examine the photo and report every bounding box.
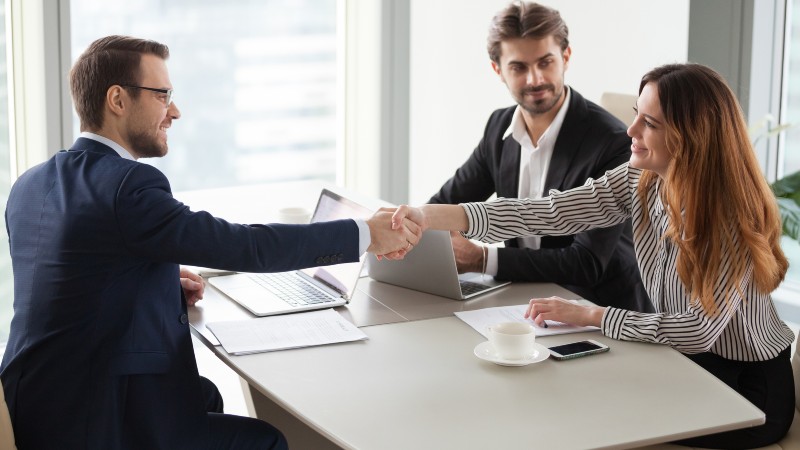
[420,204,469,232]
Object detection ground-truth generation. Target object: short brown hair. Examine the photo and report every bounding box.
[487,1,569,64]
[70,35,169,131]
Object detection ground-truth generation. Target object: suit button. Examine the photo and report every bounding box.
[337,253,344,262]
[322,256,330,264]
[315,257,323,264]
[179,313,188,325]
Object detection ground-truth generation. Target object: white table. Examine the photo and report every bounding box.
[191,280,764,450]
[180,182,764,449]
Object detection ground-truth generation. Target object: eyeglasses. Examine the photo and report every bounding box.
[120,85,174,107]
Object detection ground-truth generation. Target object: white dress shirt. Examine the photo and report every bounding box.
[485,88,571,275]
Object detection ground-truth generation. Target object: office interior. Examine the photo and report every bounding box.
[1,0,800,433]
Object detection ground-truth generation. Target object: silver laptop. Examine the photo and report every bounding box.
[209,189,373,316]
[366,230,510,300]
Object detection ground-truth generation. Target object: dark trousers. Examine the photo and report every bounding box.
[200,376,288,450]
[673,347,794,449]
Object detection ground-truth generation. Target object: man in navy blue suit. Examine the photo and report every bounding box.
[0,35,420,450]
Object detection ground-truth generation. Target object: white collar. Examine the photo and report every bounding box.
[79,132,136,161]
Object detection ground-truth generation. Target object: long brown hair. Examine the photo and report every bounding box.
[70,35,169,131]
[636,63,787,315]
[487,1,569,64]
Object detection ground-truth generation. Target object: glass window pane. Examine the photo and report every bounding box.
[784,1,800,177]
[0,0,12,342]
[69,0,338,191]
[779,0,800,291]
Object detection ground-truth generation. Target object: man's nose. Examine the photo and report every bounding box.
[527,68,544,85]
[169,102,181,120]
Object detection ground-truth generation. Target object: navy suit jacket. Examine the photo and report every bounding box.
[1,138,360,449]
[430,89,652,313]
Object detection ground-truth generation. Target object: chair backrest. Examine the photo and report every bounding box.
[0,381,15,450]
[599,92,637,127]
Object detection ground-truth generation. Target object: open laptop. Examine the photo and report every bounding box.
[208,189,373,316]
[366,230,510,300]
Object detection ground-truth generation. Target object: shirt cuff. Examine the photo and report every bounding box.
[355,219,370,255]
[601,307,628,339]
[486,246,499,276]
[460,203,490,241]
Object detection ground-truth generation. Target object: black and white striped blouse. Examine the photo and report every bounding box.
[461,163,794,361]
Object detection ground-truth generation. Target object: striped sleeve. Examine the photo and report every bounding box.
[461,163,635,243]
[602,252,792,359]
[601,307,629,339]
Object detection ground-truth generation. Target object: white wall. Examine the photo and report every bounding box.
[408,0,690,203]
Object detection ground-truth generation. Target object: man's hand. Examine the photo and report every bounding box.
[180,268,205,306]
[366,210,422,258]
[450,231,483,273]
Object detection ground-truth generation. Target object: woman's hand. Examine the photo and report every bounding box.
[524,296,605,328]
[389,205,429,233]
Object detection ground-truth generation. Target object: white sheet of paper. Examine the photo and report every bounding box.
[454,304,598,338]
[207,309,368,355]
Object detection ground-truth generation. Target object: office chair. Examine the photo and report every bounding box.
[0,381,16,450]
[599,92,637,127]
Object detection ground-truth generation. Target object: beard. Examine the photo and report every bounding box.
[516,83,564,116]
[128,128,168,158]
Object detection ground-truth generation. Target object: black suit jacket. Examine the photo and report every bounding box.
[1,138,361,449]
[430,89,651,312]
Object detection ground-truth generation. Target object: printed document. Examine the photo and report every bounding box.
[455,304,598,338]
[207,309,368,355]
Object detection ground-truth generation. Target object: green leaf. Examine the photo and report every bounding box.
[777,197,800,240]
[771,171,800,197]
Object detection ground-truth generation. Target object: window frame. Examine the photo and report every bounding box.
[17,0,413,204]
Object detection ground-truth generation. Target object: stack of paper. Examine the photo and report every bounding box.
[454,304,599,338]
[207,309,368,355]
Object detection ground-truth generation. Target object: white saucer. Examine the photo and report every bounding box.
[473,341,550,366]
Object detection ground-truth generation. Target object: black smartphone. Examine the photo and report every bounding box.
[548,340,609,360]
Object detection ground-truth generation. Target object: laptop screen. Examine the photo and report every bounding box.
[299,189,373,298]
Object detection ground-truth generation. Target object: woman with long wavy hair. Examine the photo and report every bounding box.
[390,63,795,448]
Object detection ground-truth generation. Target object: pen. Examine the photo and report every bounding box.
[197,270,237,278]
[542,320,549,329]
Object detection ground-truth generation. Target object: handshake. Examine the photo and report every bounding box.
[364,205,431,259]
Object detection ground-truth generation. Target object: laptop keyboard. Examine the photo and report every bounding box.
[459,280,491,296]
[248,273,338,306]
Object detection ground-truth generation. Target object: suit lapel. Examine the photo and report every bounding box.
[499,136,521,198]
[543,89,589,191]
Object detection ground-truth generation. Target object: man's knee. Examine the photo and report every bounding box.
[199,376,225,413]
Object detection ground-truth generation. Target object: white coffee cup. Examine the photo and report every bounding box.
[277,207,311,224]
[486,322,536,360]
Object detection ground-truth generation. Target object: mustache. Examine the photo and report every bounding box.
[522,84,556,95]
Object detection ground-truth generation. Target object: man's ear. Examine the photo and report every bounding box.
[106,85,127,117]
[562,46,572,70]
[491,60,503,80]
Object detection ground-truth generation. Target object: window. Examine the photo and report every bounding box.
[0,1,13,342]
[780,0,800,289]
[70,0,339,192]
